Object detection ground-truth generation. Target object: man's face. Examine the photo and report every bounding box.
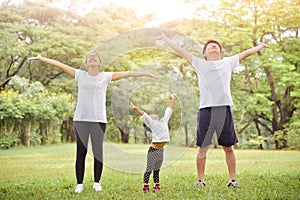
[205,42,221,55]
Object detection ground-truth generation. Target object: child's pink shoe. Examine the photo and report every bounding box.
[152,183,160,192]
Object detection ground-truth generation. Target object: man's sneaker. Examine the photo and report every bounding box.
[93,182,102,192]
[75,184,83,193]
[227,180,240,188]
[152,183,160,192]
[143,184,150,193]
[194,180,206,187]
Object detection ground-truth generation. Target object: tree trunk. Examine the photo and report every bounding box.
[22,120,31,147]
[143,129,148,144]
[61,119,74,142]
[184,124,189,147]
[118,126,129,143]
[264,66,287,149]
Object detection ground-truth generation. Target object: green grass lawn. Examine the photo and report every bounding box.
[0,143,300,200]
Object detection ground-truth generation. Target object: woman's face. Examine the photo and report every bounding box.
[85,52,101,67]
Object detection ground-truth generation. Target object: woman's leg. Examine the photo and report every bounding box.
[74,122,89,184]
[90,122,106,183]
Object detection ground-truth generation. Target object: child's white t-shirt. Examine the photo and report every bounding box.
[141,107,173,143]
[192,55,239,108]
[73,69,112,122]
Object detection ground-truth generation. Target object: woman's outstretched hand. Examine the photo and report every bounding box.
[147,72,160,80]
[27,54,42,61]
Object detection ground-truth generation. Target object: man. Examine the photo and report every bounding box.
[156,33,269,188]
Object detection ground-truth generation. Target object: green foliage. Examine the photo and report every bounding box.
[0,135,19,149]
[0,1,299,149]
[0,76,75,147]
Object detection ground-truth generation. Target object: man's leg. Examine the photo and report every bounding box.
[196,145,209,182]
[223,146,236,181]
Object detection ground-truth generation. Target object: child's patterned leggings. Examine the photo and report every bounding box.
[143,146,164,183]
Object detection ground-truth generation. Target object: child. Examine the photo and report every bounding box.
[130,96,176,193]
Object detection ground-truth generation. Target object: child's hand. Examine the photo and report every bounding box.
[169,96,176,101]
[129,101,137,110]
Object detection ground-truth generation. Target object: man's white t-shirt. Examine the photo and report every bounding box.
[192,55,239,108]
[73,69,113,123]
[141,107,173,143]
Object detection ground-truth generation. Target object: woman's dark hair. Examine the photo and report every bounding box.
[85,52,101,64]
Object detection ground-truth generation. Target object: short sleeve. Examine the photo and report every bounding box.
[75,69,83,81]
[103,72,113,84]
[192,55,203,70]
[225,55,240,70]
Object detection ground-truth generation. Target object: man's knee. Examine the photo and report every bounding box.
[223,146,234,153]
[197,146,209,159]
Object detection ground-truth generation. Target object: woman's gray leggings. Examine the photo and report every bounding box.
[74,121,106,184]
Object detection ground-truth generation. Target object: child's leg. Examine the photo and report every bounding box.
[144,147,158,183]
[153,148,164,184]
[143,147,159,192]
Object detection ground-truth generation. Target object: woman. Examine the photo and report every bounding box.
[28,52,157,193]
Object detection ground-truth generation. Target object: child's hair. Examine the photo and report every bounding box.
[143,123,152,132]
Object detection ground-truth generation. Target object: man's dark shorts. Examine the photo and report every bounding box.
[196,106,238,147]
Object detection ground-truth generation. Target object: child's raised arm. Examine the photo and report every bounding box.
[168,96,176,109]
[129,101,144,116]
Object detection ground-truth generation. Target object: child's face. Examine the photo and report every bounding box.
[150,114,159,120]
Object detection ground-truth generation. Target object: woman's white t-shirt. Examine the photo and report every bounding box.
[192,55,239,108]
[141,107,173,143]
[73,69,112,123]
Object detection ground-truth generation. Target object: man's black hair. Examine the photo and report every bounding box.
[202,40,222,60]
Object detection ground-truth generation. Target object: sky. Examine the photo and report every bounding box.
[99,0,197,22]
[1,0,218,24]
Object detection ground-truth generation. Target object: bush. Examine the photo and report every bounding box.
[0,135,20,149]
[0,76,75,147]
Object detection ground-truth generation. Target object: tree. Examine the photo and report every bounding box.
[201,0,300,149]
[161,0,300,149]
